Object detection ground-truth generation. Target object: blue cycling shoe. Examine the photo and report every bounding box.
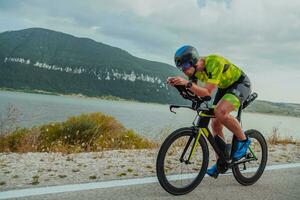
[206,164,219,178]
[232,137,251,160]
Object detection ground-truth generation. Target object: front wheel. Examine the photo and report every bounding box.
[156,127,209,195]
[232,129,268,186]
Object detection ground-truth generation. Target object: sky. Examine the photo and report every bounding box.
[0,0,299,104]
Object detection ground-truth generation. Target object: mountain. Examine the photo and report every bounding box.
[1,28,299,118]
[244,100,300,118]
[0,28,187,104]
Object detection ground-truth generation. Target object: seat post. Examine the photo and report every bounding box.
[236,105,242,122]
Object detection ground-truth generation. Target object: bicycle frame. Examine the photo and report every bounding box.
[158,89,264,194]
[181,108,257,169]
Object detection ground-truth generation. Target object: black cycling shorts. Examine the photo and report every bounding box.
[213,72,252,109]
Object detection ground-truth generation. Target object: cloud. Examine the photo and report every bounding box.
[197,0,232,8]
[0,0,299,103]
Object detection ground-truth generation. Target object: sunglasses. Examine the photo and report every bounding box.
[176,61,193,71]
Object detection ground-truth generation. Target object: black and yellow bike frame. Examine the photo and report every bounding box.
[182,107,257,167]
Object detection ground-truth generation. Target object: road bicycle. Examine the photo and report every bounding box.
[156,85,268,195]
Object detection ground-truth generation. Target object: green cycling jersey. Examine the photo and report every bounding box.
[194,55,242,89]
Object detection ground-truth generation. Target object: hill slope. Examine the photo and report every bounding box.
[0,28,186,104]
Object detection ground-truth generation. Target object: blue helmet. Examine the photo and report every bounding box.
[174,45,199,69]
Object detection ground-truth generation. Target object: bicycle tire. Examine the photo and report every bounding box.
[156,127,209,195]
[232,129,268,186]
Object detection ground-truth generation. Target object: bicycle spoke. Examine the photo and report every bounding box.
[163,135,204,188]
[232,130,268,185]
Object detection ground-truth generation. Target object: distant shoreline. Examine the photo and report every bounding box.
[0,87,167,106]
[1,87,299,118]
[0,87,60,96]
[0,87,139,103]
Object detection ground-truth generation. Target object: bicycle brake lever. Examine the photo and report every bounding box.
[169,105,178,114]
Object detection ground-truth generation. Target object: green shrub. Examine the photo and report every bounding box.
[0,112,157,153]
[0,128,30,152]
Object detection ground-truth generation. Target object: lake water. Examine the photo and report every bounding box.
[0,91,299,140]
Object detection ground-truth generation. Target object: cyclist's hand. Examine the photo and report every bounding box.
[167,76,188,86]
[167,77,175,85]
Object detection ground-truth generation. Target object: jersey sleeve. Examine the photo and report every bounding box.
[206,58,224,85]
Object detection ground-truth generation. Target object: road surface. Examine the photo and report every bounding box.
[1,164,299,200]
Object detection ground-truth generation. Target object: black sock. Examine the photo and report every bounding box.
[238,137,248,142]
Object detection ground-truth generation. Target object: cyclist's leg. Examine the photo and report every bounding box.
[214,100,246,140]
[214,75,252,140]
[211,118,225,139]
[207,89,226,176]
[210,118,224,162]
[211,88,226,139]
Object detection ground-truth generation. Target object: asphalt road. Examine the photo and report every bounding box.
[8,167,300,200]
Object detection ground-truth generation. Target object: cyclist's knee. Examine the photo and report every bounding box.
[214,106,230,122]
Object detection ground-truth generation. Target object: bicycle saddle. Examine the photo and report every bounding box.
[242,92,258,109]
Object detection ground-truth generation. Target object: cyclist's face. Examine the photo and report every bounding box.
[182,66,195,77]
[195,58,205,71]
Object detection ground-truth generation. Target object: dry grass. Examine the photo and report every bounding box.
[0,112,158,153]
[267,127,298,145]
[31,175,40,185]
[58,175,67,179]
[89,175,97,179]
[0,105,22,136]
[0,181,6,186]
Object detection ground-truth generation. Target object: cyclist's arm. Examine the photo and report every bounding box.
[188,82,217,97]
[204,83,217,94]
[190,57,223,96]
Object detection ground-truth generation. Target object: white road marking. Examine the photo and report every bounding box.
[0,163,300,199]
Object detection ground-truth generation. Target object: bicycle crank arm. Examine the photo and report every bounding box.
[230,157,257,167]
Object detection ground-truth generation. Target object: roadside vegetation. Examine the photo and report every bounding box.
[0,105,298,154]
[0,112,158,153]
[267,127,298,145]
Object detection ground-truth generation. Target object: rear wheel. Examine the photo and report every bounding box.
[232,129,268,185]
[156,127,209,195]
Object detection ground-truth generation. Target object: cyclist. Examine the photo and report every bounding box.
[167,45,252,177]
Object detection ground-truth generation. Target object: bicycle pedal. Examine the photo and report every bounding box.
[212,173,219,179]
[208,172,219,179]
[245,153,253,159]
